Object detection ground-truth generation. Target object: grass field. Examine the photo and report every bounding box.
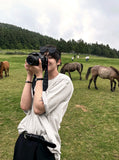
[0,53,119,160]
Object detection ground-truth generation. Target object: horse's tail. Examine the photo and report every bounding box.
[80,63,83,72]
[110,66,119,75]
[86,67,92,80]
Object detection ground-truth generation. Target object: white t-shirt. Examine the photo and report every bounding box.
[18,73,74,160]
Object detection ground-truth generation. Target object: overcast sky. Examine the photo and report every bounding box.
[0,0,119,50]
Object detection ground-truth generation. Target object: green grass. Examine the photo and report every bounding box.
[0,53,119,160]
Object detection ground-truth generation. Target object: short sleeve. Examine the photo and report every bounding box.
[42,76,73,115]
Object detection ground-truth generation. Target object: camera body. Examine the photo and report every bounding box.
[26,52,48,70]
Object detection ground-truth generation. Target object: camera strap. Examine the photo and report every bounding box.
[43,69,48,91]
[32,70,48,95]
[32,75,36,95]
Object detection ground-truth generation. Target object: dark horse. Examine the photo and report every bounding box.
[60,62,83,80]
[86,65,119,92]
[0,61,9,79]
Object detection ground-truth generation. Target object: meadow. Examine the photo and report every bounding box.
[0,52,119,160]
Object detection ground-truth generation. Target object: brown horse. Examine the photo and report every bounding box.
[0,61,9,79]
[60,62,83,80]
[86,65,119,92]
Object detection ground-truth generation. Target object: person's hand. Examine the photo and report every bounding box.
[32,59,43,77]
[24,61,34,78]
[26,59,43,78]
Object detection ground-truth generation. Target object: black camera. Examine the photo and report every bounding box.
[26,52,48,70]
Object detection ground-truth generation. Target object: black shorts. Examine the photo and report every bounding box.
[13,132,55,160]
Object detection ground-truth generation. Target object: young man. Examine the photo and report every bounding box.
[13,46,74,160]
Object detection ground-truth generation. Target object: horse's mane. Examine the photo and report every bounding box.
[62,63,69,69]
[110,66,119,75]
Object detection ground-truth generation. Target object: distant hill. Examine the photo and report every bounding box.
[0,23,58,49]
[0,22,119,58]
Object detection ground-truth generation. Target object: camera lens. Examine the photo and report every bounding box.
[27,56,33,65]
[26,55,39,66]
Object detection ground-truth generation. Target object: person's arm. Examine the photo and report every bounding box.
[27,59,45,115]
[20,62,33,111]
[33,74,45,115]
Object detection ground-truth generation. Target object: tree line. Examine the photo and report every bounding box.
[0,23,119,58]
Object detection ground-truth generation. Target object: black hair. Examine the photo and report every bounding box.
[40,45,61,62]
